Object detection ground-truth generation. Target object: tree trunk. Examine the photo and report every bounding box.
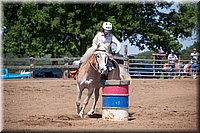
[79,37,87,56]
[78,4,94,56]
[51,53,58,65]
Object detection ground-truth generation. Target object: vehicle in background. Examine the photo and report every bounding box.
[33,68,63,78]
[1,68,30,79]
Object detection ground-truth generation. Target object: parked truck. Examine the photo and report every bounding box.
[1,68,31,79]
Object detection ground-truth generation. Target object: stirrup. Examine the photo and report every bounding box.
[73,70,78,80]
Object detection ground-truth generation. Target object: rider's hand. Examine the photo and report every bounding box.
[115,50,120,54]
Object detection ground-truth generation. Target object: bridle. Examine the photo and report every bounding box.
[89,50,108,73]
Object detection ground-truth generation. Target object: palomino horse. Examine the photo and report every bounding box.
[76,49,130,118]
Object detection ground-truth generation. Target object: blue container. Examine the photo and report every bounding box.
[102,95,128,108]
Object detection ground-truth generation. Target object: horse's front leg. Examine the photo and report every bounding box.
[76,84,82,114]
[87,88,100,115]
[79,88,94,118]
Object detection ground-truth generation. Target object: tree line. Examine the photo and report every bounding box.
[2,1,198,58]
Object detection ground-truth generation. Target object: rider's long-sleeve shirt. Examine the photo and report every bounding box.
[92,32,121,53]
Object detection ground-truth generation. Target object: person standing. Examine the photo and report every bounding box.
[190,48,199,78]
[168,50,178,77]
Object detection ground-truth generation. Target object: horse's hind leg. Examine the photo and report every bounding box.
[79,88,94,118]
[87,88,99,115]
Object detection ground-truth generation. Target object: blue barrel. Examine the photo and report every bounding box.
[102,95,128,108]
[101,80,130,121]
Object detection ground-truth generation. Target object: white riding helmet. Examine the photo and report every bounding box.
[102,22,112,31]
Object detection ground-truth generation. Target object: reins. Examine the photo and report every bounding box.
[89,58,98,71]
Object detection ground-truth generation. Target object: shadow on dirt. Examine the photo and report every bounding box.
[88,112,136,121]
[128,112,136,121]
[88,113,102,118]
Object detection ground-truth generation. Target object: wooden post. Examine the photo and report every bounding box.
[29,57,34,78]
[124,45,129,72]
[178,54,181,78]
[153,55,155,76]
[63,57,69,79]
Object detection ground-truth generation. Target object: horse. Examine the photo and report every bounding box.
[76,49,131,118]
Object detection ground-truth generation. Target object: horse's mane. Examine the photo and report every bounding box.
[81,45,108,70]
[81,53,96,67]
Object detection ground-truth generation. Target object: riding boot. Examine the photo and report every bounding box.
[105,69,109,79]
[110,59,116,68]
[107,60,115,71]
[78,62,82,70]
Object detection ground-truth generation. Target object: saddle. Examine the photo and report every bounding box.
[101,58,117,80]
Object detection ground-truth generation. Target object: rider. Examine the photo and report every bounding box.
[79,22,121,71]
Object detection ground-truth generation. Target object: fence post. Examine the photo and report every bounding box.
[124,45,129,72]
[178,54,181,78]
[63,57,69,79]
[153,55,155,76]
[29,57,34,78]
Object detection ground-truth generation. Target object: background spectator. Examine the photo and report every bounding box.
[190,48,199,78]
[168,50,178,75]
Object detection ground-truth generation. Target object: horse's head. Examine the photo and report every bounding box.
[93,50,109,74]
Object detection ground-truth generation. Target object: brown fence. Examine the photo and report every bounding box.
[2,56,126,79]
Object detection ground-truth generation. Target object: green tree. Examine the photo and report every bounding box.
[2,2,197,58]
[180,41,199,60]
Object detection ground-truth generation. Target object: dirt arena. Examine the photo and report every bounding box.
[2,78,198,132]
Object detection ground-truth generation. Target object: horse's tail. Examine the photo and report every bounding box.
[119,65,132,84]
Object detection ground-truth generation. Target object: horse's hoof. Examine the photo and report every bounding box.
[87,110,94,116]
[79,112,84,118]
[77,106,82,114]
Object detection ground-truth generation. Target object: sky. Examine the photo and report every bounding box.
[117,35,196,56]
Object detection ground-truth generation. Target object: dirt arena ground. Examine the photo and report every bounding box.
[2,78,199,132]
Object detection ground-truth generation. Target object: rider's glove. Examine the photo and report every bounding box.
[115,49,120,54]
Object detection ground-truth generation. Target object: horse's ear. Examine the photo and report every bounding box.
[96,44,100,50]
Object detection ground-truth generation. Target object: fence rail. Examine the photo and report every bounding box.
[1,56,199,79]
[128,57,199,79]
[1,56,125,79]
